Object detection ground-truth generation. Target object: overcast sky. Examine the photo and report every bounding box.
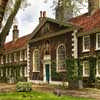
[6,0,88,42]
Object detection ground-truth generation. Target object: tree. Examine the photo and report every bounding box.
[0,0,26,47]
[44,0,88,16]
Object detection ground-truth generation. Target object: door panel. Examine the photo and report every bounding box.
[45,64,50,82]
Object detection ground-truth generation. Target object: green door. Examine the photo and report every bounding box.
[45,64,50,82]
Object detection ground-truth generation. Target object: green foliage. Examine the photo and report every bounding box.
[66,58,82,81]
[16,82,32,92]
[0,64,27,83]
[88,57,96,84]
[51,60,67,81]
[0,91,93,100]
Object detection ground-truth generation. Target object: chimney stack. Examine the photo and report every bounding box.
[39,11,46,23]
[13,25,19,41]
[43,11,46,17]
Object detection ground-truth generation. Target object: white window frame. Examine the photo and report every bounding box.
[14,53,17,62]
[6,55,8,64]
[83,35,90,52]
[20,50,23,61]
[9,54,12,63]
[1,56,3,64]
[96,60,100,77]
[96,33,100,50]
[83,61,89,77]
[24,50,27,61]
[1,69,3,77]
[56,44,66,72]
[33,49,40,72]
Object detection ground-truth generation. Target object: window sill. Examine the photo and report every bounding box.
[56,70,66,73]
[33,71,40,73]
[96,75,100,77]
[82,50,90,53]
[83,75,89,77]
[95,48,100,51]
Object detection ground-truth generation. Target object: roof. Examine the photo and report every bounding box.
[4,34,31,52]
[70,9,100,34]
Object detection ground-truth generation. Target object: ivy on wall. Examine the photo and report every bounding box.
[88,57,96,86]
[66,58,82,81]
[51,58,83,82]
[0,63,27,83]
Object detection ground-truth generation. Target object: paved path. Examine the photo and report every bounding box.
[0,83,100,100]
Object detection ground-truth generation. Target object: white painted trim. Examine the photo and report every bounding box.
[20,50,23,61]
[9,54,12,63]
[96,33,100,50]
[1,56,3,64]
[24,50,27,61]
[96,60,100,77]
[27,44,30,82]
[72,30,78,58]
[14,53,17,62]
[6,55,8,64]
[83,61,89,77]
[83,35,90,52]
[56,43,66,72]
[43,55,51,83]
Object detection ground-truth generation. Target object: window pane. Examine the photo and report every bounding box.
[84,36,90,50]
[98,35,100,48]
[98,61,100,75]
[57,45,66,71]
[33,50,40,72]
[84,61,89,76]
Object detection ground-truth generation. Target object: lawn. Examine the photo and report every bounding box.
[0,91,94,100]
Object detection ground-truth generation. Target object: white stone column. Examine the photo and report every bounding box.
[72,30,78,59]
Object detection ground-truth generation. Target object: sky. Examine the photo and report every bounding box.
[6,0,88,42]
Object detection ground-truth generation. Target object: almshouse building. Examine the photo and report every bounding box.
[1,0,100,88]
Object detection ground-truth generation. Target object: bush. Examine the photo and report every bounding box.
[16,82,32,92]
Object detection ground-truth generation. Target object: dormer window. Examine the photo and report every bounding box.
[96,33,100,50]
[83,35,90,52]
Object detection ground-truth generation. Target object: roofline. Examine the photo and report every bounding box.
[30,17,80,40]
[78,28,100,37]
[29,27,77,43]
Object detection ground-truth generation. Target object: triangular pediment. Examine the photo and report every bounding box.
[30,17,78,40]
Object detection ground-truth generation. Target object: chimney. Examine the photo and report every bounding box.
[13,25,19,41]
[88,0,100,15]
[39,11,43,23]
[39,11,46,24]
[43,11,46,17]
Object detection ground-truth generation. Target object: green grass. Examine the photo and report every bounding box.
[0,91,94,100]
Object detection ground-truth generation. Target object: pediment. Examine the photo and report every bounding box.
[30,18,77,40]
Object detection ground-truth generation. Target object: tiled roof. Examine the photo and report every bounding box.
[4,34,31,52]
[70,9,100,32]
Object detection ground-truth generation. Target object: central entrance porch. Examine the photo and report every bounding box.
[43,55,51,83]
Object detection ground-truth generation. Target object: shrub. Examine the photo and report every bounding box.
[16,82,32,92]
